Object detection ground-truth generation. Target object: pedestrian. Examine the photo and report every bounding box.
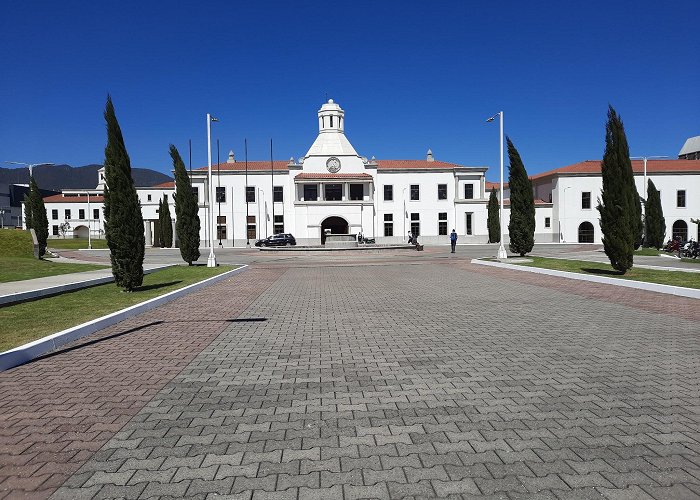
[407,231,413,244]
[450,229,457,253]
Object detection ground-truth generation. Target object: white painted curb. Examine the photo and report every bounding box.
[0,265,174,307]
[471,259,700,300]
[0,265,248,371]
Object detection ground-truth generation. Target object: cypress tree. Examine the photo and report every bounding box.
[27,176,49,257]
[487,187,500,243]
[171,144,200,265]
[506,137,535,256]
[103,96,145,291]
[597,105,637,274]
[23,193,33,232]
[644,179,665,249]
[160,194,173,248]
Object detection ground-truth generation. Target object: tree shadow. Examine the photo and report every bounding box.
[133,280,182,292]
[581,267,625,276]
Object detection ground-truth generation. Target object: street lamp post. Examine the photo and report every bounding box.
[486,112,507,259]
[206,113,219,267]
[0,208,5,229]
[4,161,54,178]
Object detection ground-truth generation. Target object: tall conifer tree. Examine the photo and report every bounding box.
[153,199,162,247]
[171,144,200,265]
[103,96,145,291]
[487,187,500,243]
[644,179,665,249]
[27,176,49,256]
[597,106,637,273]
[506,137,535,256]
[160,194,173,248]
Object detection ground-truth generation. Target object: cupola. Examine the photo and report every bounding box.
[318,99,345,134]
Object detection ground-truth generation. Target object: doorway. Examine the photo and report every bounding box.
[321,216,348,244]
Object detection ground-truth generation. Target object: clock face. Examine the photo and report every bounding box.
[326,157,341,173]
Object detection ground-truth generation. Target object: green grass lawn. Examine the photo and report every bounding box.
[514,256,700,289]
[48,238,110,250]
[0,265,235,352]
[0,229,34,257]
[0,257,107,283]
[634,247,661,256]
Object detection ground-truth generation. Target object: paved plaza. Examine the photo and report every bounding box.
[1,249,699,499]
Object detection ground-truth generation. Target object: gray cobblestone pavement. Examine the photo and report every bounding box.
[24,260,700,498]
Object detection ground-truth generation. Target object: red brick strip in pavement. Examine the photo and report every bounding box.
[462,261,699,321]
[0,266,284,500]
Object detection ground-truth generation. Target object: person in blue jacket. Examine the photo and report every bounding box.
[450,229,457,253]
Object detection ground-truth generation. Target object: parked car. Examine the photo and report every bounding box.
[255,233,296,247]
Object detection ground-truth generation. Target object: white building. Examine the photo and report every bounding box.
[35,99,700,248]
[191,99,490,246]
[35,167,176,245]
[495,159,700,244]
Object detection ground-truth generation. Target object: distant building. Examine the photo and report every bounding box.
[678,136,700,160]
[33,101,700,248]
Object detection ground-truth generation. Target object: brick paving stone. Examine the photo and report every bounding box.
[0,257,697,499]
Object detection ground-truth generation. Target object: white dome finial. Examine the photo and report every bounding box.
[328,98,334,104]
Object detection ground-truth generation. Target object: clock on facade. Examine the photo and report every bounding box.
[326,157,341,173]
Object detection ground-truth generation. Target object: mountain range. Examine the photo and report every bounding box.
[0,164,172,191]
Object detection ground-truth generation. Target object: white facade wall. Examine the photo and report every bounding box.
[554,172,699,244]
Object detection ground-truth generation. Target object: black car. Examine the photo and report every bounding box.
[255,233,296,247]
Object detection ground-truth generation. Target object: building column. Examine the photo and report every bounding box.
[172,219,177,247]
[144,220,152,246]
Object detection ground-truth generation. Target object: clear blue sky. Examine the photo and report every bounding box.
[1,0,698,181]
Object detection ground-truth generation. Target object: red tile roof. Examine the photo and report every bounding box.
[43,194,105,203]
[294,173,373,180]
[503,198,550,206]
[375,160,469,170]
[531,159,700,181]
[194,159,477,172]
[151,181,175,188]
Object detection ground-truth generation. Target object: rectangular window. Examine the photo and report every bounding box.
[274,215,284,234]
[384,214,393,237]
[93,208,99,220]
[464,184,474,199]
[325,183,342,201]
[349,184,363,200]
[273,186,283,203]
[411,212,419,221]
[65,209,71,220]
[438,184,447,200]
[677,190,686,208]
[216,215,226,224]
[246,186,255,203]
[466,213,473,235]
[79,209,85,220]
[384,185,393,201]
[410,184,420,201]
[410,221,420,237]
[247,215,256,240]
[438,212,448,235]
[545,217,551,228]
[216,186,226,203]
[217,225,227,240]
[303,184,318,201]
[192,186,199,201]
[52,225,59,236]
[147,194,152,202]
[582,192,591,209]
[52,209,58,220]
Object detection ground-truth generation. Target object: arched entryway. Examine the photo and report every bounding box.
[321,216,348,244]
[672,220,688,241]
[578,221,594,243]
[73,225,89,239]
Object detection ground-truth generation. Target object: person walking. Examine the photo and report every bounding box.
[407,231,413,244]
[450,229,457,253]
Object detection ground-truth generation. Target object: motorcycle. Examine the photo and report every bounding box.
[682,240,699,259]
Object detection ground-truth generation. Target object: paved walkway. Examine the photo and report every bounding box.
[1,256,698,499]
